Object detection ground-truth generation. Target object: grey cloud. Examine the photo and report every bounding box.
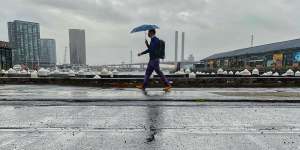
[1,0,300,65]
[26,0,211,27]
[26,0,132,23]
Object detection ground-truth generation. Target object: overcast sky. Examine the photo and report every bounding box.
[1,0,300,65]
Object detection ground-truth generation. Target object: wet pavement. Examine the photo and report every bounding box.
[1,85,300,102]
[0,85,300,149]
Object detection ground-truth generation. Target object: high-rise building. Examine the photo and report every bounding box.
[0,41,12,70]
[69,29,86,65]
[8,20,41,66]
[40,39,56,66]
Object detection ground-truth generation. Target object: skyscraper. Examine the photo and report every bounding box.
[8,20,41,66]
[69,29,86,65]
[40,39,56,66]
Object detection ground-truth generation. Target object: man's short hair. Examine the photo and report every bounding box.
[149,29,156,34]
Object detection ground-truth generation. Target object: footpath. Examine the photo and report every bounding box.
[0,85,300,103]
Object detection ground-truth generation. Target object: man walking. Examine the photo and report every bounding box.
[137,29,172,91]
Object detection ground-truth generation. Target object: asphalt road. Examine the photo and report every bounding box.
[0,85,300,149]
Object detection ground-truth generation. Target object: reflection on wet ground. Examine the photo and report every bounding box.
[0,102,299,149]
[1,85,300,101]
[146,106,162,143]
[0,85,300,149]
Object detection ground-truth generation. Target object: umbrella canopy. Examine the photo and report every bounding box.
[130,24,159,33]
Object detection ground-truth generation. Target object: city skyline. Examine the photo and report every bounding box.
[1,0,300,65]
[3,19,192,66]
[7,20,58,68]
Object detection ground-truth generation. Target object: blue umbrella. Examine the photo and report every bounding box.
[130,24,159,33]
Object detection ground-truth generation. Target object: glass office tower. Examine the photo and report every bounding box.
[8,20,41,67]
[40,39,56,66]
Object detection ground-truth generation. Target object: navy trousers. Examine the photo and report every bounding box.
[143,59,169,88]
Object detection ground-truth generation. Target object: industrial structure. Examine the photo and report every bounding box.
[0,41,12,70]
[8,20,41,67]
[174,31,186,63]
[69,29,86,65]
[187,54,195,62]
[199,38,300,73]
[174,31,179,63]
[181,32,185,62]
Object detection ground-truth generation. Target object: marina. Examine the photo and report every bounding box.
[2,67,300,88]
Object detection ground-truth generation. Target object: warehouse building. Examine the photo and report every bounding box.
[199,38,300,73]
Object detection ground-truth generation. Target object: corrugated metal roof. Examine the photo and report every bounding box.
[203,38,300,60]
